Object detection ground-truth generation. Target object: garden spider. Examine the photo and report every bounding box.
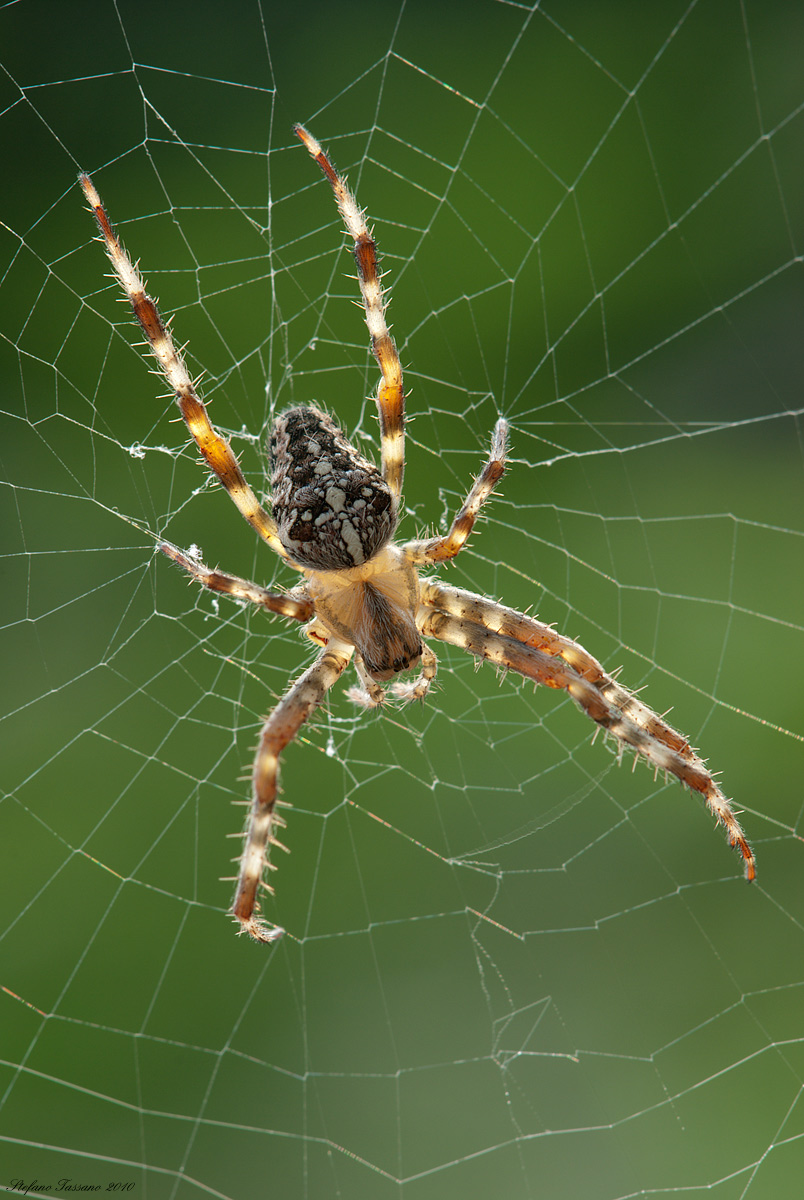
[80,125,755,944]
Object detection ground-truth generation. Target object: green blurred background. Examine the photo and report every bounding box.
[1,1,803,1197]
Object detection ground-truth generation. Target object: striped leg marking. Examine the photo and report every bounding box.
[232,641,353,943]
[160,543,314,622]
[405,419,508,564]
[420,585,756,883]
[80,173,290,561]
[294,126,405,503]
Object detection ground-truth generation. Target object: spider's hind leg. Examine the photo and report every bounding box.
[294,124,405,503]
[79,174,291,562]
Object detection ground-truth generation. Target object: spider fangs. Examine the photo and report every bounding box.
[80,125,755,944]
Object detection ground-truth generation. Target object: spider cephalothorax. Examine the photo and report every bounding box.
[81,124,755,944]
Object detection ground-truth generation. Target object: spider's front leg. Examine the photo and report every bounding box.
[233,640,353,943]
[419,581,756,882]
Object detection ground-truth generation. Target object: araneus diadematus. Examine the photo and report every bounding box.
[80,125,755,943]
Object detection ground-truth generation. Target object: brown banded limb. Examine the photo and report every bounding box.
[419,583,756,883]
[294,125,405,504]
[405,420,508,564]
[232,640,354,943]
[80,172,293,563]
[161,542,314,622]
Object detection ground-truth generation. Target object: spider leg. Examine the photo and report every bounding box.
[294,126,405,504]
[79,174,293,564]
[233,640,354,943]
[160,542,314,622]
[419,581,756,882]
[404,420,508,564]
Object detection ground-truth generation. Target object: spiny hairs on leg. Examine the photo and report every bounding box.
[405,418,508,565]
[420,582,756,882]
[160,542,315,621]
[293,125,405,503]
[79,173,288,560]
[231,642,353,943]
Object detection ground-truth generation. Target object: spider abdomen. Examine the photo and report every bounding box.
[270,406,396,570]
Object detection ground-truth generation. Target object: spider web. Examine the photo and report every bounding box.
[2,1,803,1196]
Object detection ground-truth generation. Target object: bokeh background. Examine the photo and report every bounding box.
[2,1,803,1197]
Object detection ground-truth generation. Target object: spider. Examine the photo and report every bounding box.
[80,125,755,943]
